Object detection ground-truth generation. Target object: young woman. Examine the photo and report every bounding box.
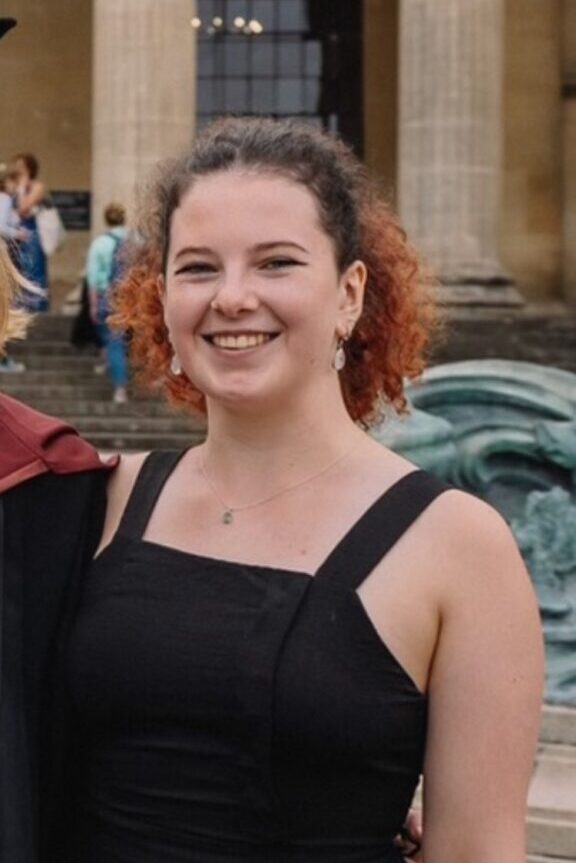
[65,118,543,863]
[10,152,48,309]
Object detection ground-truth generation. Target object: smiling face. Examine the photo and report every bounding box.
[161,170,365,415]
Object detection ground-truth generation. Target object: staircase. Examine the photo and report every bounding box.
[528,706,576,862]
[433,304,576,373]
[2,313,206,452]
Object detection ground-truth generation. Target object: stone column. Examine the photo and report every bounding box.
[92,0,197,233]
[398,0,507,286]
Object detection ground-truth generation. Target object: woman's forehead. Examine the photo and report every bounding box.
[171,171,326,241]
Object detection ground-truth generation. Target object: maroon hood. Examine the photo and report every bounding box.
[0,393,117,493]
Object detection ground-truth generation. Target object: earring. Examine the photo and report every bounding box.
[170,353,182,376]
[332,339,346,372]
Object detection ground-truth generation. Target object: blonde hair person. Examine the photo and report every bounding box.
[0,240,35,370]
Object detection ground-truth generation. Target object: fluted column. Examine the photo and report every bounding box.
[92,0,197,232]
[398,0,506,284]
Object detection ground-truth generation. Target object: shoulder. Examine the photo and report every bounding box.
[414,485,530,595]
[417,487,541,651]
[97,451,150,551]
[0,393,116,492]
[28,179,46,201]
[90,232,115,254]
[106,451,149,503]
[424,487,525,572]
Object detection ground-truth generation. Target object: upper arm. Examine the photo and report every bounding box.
[18,181,45,216]
[422,494,544,863]
[95,451,149,555]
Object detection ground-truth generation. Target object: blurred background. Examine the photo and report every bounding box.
[1,0,575,312]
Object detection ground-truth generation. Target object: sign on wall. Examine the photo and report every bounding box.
[50,190,91,231]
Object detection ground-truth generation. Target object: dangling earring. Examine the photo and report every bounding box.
[170,353,182,376]
[332,338,346,372]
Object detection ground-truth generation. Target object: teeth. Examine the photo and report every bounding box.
[211,333,272,350]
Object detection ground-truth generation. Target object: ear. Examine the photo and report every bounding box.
[156,273,165,301]
[336,259,366,337]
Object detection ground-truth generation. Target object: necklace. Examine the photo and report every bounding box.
[200,447,353,525]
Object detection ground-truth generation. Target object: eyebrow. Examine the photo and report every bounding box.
[173,241,309,261]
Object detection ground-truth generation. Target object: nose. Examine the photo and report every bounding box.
[210,271,259,317]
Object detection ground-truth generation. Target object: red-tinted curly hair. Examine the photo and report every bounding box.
[113,117,437,428]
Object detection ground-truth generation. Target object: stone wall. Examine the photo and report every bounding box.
[562,0,576,305]
[363,0,399,200]
[501,0,564,301]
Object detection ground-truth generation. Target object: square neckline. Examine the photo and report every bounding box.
[101,447,425,585]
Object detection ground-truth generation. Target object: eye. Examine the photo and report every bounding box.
[260,257,303,271]
[174,262,218,277]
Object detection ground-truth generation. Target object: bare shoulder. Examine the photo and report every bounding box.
[423,486,529,582]
[422,486,542,657]
[97,451,149,553]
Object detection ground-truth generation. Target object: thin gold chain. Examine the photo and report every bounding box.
[200,446,354,525]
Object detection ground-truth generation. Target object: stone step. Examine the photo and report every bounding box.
[434,309,576,373]
[0,383,117,400]
[540,706,576,746]
[528,814,576,860]
[528,857,576,862]
[19,398,198,419]
[10,340,99,357]
[527,707,576,859]
[0,370,107,384]
[6,354,106,371]
[70,415,201,434]
[82,430,205,452]
[24,315,76,340]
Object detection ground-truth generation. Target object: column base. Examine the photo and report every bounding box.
[435,282,525,307]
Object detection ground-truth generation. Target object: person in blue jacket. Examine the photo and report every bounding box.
[86,202,130,403]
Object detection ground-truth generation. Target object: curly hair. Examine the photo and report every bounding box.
[114,117,438,427]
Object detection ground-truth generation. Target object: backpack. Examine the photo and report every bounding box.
[107,231,127,290]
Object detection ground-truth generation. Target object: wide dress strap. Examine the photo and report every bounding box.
[314,469,451,591]
[116,449,188,540]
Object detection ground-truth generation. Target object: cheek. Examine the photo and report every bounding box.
[163,288,199,330]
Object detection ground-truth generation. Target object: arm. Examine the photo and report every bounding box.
[17,180,46,218]
[422,495,544,863]
[0,195,27,241]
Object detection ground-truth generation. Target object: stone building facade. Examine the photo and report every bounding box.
[0,0,574,306]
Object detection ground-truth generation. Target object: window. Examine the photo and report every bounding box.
[194,0,364,154]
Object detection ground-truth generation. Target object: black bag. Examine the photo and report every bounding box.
[70,277,102,350]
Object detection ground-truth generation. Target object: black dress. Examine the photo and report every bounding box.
[67,451,448,863]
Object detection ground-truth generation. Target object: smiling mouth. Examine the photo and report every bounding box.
[205,332,279,351]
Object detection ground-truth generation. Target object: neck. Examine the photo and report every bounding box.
[201,387,365,483]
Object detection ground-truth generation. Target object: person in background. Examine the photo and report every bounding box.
[0,165,27,370]
[10,151,49,310]
[86,202,129,403]
[0,163,27,245]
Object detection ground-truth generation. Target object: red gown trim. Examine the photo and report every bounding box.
[0,393,118,493]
